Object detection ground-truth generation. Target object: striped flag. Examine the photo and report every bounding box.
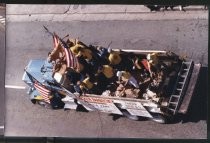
[53,34,78,69]
[25,70,51,104]
[34,82,51,104]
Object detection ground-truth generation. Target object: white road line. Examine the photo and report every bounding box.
[0,126,4,129]
[0,16,5,25]
[5,85,26,89]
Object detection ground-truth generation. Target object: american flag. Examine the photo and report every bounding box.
[25,71,51,104]
[34,82,51,104]
[53,34,78,69]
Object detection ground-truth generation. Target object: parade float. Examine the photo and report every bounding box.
[22,27,201,123]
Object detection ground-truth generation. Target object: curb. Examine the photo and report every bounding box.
[6,5,206,15]
[6,10,208,22]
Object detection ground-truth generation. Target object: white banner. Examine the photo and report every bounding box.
[80,96,122,115]
[114,100,152,118]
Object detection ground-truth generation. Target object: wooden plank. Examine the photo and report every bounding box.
[113,49,167,53]
[178,63,201,114]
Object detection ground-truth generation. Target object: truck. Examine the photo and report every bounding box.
[22,29,201,124]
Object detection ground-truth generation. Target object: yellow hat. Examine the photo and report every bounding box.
[102,65,114,78]
[80,77,94,89]
[70,44,85,55]
[77,48,93,60]
[66,38,77,47]
[34,95,44,100]
[108,52,121,65]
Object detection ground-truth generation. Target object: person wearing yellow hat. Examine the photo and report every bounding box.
[67,38,87,47]
[69,41,99,63]
[108,52,122,65]
[70,42,101,73]
[67,38,88,54]
[70,43,86,56]
[78,77,100,94]
[100,65,115,79]
[77,48,93,61]
[108,50,133,72]
[80,77,94,91]
[76,56,94,78]
[66,38,77,48]
[96,65,117,92]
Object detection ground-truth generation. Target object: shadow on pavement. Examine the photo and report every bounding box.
[182,66,208,123]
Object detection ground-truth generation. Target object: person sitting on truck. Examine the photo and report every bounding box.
[75,77,100,95]
[147,53,161,78]
[67,38,87,53]
[108,50,133,72]
[96,46,110,65]
[116,71,139,89]
[70,42,102,73]
[66,69,84,85]
[76,56,95,78]
[133,56,149,72]
[96,65,117,92]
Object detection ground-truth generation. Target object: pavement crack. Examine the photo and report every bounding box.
[64,5,71,14]
[124,8,127,14]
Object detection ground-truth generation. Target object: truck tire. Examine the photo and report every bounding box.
[121,110,139,121]
[150,113,167,124]
[37,100,51,109]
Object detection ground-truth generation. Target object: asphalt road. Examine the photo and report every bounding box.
[5,19,207,138]
[0,8,5,135]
